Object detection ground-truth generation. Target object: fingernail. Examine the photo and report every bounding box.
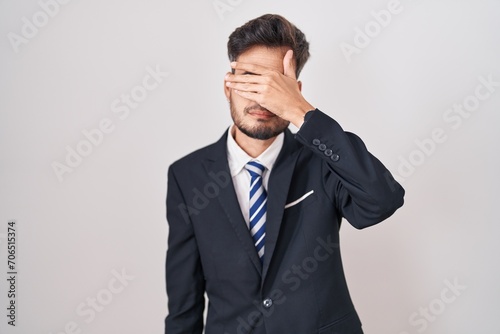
[230,62,237,67]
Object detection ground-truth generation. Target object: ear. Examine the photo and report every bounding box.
[224,72,231,101]
[298,80,303,91]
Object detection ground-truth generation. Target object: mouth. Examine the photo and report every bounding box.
[247,108,275,119]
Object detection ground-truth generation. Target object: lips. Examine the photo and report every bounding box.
[247,109,275,118]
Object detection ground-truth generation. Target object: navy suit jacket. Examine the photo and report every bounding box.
[165,109,405,334]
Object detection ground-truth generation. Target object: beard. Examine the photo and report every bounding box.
[230,100,289,140]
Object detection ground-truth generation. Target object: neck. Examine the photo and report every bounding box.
[233,126,277,158]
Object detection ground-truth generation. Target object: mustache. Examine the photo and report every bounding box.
[244,105,271,114]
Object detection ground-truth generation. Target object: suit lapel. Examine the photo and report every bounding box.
[262,129,301,281]
[202,130,262,275]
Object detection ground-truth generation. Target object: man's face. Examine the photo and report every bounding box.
[224,45,291,140]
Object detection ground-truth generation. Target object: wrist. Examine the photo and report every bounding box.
[290,101,315,128]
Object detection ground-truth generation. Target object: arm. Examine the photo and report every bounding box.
[295,109,405,229]
[225,49,404,227]
[165,165,205,334]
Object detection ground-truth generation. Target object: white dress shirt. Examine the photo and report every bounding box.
[226,124,284,227]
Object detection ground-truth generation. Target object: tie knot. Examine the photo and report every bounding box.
[245,161,265,178]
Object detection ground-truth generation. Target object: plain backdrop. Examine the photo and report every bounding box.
[1,1,499,333]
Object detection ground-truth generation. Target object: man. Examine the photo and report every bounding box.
[165,14,404,334]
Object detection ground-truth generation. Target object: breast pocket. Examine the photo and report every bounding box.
[284,190,317,210]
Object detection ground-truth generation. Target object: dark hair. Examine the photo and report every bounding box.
[227,14,310,78]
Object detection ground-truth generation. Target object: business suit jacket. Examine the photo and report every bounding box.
[165,109,405,334]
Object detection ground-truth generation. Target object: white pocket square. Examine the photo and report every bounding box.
[285,190,315,209]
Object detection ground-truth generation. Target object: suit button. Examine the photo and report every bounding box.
[262,298,273,308]
[318,144,327,151]
[324,149,333,157]
[312,139,321,146]
[330,154,340,162]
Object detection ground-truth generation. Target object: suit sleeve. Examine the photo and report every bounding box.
[294,109,405,229]
[165,165,205,334]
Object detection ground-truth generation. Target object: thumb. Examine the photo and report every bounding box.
[283,50,296,79]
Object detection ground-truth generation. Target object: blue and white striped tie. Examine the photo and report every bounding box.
[245,161,267,263]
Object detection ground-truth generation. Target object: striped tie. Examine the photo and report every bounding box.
[245,161,267,263]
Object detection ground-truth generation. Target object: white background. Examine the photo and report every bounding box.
[1,0,499,333]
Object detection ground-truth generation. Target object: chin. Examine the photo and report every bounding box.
[237,122,288,140]
[230,103,289,140]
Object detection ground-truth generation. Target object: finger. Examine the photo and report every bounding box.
[233,89,260,103]
[226,81,264,93]
[230,61,272,75]
[225,73,267,84]
[283,50,296,80]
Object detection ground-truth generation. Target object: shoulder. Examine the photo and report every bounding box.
[169,130,228,172]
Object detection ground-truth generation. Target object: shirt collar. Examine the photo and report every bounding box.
[226,124,284,177]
